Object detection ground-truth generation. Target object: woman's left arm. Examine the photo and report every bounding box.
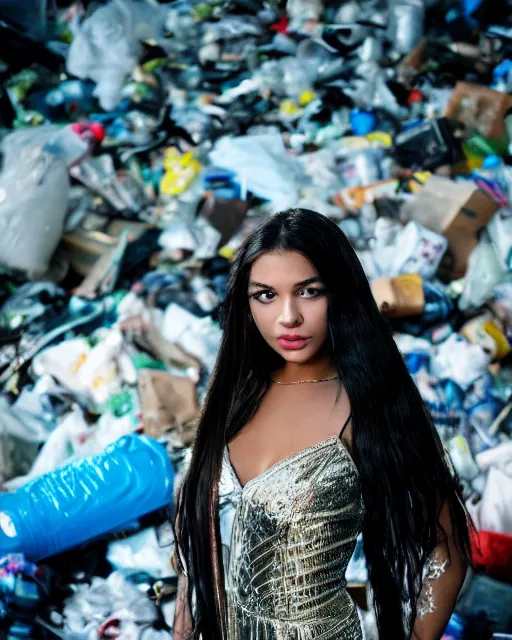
[411,501,469,640]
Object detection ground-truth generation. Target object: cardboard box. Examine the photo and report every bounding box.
[445,82,512,140]
[400,176,499,279]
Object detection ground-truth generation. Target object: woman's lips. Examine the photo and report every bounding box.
[277,337,311,350]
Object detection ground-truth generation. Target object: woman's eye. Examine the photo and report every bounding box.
[253,291,275,303]
[300,288,323,299]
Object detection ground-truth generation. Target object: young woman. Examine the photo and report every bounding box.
[172,208,474,640]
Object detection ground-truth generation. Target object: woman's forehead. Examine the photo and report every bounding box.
[249,251,320,286]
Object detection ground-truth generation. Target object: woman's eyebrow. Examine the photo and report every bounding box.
[248,276,322,289]
[294,276,323,288]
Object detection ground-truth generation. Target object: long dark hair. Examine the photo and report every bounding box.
[174,208,474,639]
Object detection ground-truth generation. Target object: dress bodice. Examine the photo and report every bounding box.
[218,436,366,639]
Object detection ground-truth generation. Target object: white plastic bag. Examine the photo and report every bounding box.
[430,334,491,391]
[478,466,512,536]
[459,233,507,312]
[0,127,70,277]
[209,132,306,210]
[67,0,167,111]
[107,528,173,578]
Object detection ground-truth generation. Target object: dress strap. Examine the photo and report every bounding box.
[338,412,352,439]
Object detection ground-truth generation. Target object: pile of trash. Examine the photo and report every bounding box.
[1,0,512,638]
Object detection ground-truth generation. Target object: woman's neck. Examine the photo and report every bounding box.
[273,353,337,384]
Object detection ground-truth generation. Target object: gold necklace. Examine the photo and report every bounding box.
[272,374,339,385]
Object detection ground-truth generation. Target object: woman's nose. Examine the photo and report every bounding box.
[278,297,302,327]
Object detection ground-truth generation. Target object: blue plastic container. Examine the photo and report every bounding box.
[443,613,465,639]
[0,435,174,561]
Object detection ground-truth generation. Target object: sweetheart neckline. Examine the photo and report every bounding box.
[224,435,358,493]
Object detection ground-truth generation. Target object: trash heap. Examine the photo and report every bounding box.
[1,0,512,638]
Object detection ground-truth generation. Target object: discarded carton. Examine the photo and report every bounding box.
[400,176,499,279]
[445,82,512,140]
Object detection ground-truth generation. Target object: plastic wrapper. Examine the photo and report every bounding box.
[0,434,174,561]
[340,149,385,188]
[159,218,222,262]
[70,154,147,214]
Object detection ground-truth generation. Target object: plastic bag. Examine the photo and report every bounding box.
[66,0,167,112]
[459,233,507,312]
[0,127,70,277]
[209,132,306,210]
[430,334,491,391]
[478,466,512,535]
[107,528,172,579]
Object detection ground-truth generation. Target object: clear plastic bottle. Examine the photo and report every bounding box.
[388,0,425,55]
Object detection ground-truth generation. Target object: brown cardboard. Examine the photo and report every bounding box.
[445,82,512,140]
[401,176,499,279]
[443,188,498,278]
[138,369,199,443]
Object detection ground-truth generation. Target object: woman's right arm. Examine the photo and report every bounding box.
[173,565,193,640]
[173,486,194,639]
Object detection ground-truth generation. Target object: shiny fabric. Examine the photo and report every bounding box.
[219,436,365,639]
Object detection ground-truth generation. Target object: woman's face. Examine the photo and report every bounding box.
[248,250,329,364]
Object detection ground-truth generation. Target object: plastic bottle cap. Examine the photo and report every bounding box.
[407,89,423,104]
[482,154,501,169]
[88,122,106,142]
[298,90,315,107]
[350,110,377,136]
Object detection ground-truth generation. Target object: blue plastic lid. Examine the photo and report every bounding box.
[350,109,377,136]
[482,155,501,169]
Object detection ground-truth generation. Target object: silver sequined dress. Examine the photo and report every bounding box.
[219,436,366,639]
